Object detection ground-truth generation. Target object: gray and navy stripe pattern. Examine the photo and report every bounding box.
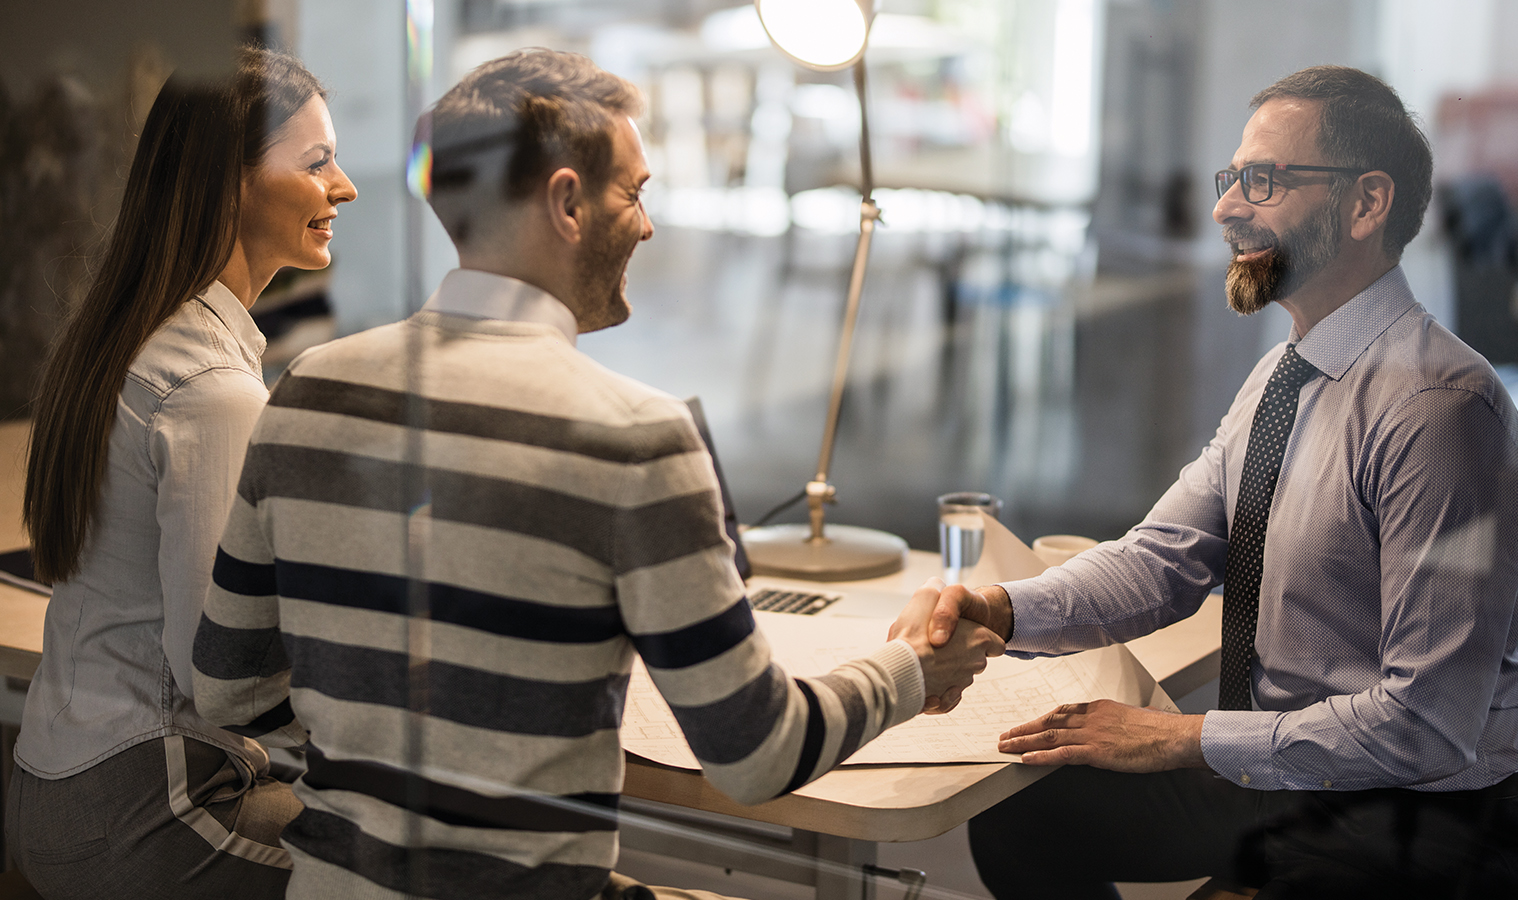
[193,310,921,900]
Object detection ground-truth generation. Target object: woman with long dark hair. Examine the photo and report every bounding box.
[5,47,355,898]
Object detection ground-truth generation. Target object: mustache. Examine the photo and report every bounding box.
[1222,224,1278,246]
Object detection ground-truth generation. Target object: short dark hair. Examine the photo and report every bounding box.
[1252,65,1432,259]
[418,49,642,242]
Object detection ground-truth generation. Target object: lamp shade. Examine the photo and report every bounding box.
[755,0,874,71]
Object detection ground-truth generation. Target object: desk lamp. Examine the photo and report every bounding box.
[740,0,908,580]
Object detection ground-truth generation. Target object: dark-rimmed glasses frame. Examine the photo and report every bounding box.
[1215,163,1365,203]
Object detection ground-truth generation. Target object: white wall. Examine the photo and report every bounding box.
[1002,0,1110,204]
[298,0,459,334]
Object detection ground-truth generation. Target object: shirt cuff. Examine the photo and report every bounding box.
[1201,709,1287,790]
[997,578,1065,657]
[876,639,926,729]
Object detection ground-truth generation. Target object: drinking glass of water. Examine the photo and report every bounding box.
[937,492,1003,584]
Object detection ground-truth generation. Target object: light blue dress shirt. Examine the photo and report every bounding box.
[17,281,271,778]
[1001,267,1518,793]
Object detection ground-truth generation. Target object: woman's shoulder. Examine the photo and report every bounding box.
[127,293,265,399]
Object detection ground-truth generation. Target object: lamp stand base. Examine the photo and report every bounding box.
[742,523,907,582]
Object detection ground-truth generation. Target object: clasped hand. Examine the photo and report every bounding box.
[900,582,1206,771]
[886,579,1006,714]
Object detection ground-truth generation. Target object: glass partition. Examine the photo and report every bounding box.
[4,2,1518,899]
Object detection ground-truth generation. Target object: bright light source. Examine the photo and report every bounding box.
[1050,0,1096,157]
[755,0,870,71]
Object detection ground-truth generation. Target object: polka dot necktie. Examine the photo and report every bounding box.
[1219,344,1320,711]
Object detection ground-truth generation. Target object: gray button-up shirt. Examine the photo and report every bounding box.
[1003,266,1518,792]
[17,281,271,778]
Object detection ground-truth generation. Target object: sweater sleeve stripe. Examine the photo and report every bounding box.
[666,663,790,765]
[815,672,869,763]
[212,546,277,597]
[286,636,626,738]
[269,374,701,462]
[239,444,724,572]
[780,679,827,795]
[192,613,289,680]
[222,696,298,738]
[195,483,308,746]
[631,600,754,669]
[275,560,624,643]
[302,746,619,832]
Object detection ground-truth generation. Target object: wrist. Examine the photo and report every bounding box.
[1177,713,1207,769]
[972,583,1014,641]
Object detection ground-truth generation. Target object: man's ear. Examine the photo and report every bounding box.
[1347,171,1394,243]
[545,166,585,245]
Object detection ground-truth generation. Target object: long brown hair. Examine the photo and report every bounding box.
[23,47,325,583]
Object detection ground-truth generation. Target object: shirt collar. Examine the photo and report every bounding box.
[421,269,579,346]
[204,279,267,362]
[1291,265,1418,381]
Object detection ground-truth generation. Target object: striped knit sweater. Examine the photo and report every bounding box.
[192,307,923,900]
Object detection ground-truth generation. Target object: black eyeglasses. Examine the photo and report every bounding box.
[1215,163,1365,203]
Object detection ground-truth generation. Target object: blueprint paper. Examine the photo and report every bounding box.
[621,612,1175,769]
[963,509,1049,586]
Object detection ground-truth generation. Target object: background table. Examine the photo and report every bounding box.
[0,420,41,682]
[0,420,38,873]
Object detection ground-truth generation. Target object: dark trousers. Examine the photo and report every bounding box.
[968,766,1518,900]
[5,735,299,900]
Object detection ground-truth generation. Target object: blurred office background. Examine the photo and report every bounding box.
[5,0,1518,553]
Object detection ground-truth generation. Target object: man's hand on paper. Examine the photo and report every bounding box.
[889,578,1006,714]
[997,699,1206,772]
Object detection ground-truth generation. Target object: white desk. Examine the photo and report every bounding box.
[619,550,1222,898]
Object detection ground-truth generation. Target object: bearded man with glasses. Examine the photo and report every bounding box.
[914,65,1518,898]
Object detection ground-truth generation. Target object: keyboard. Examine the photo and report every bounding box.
[748,587,842,615]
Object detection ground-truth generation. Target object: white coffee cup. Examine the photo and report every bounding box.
[1031,534,1098,568]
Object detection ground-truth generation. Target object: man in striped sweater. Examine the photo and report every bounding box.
[191,49,1003,900]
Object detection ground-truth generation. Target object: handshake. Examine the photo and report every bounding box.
[886,579,1014,714]
[883,578,1206,773]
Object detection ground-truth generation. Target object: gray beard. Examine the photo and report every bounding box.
[1224,198,1341,315]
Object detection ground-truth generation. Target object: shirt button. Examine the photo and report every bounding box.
[1322,780,1332,788]
[1241,774,1251,785]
